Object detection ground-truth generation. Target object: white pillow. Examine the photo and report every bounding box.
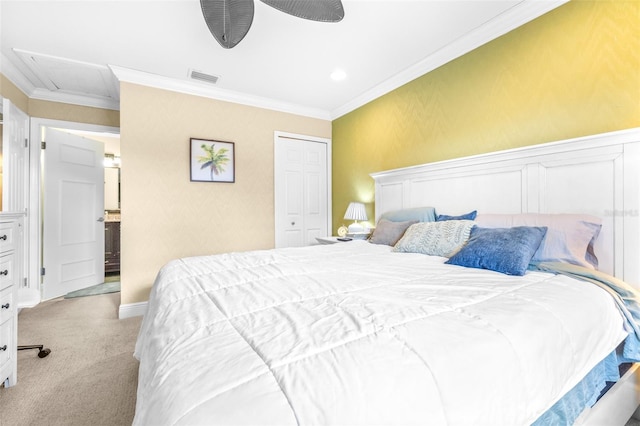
[475,213,602,269]
[393,220,475,257]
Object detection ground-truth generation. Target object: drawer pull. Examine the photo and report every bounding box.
[0,270,7,276]
[0,345,6,351]
[1,303,9,309]
[0,235,6,241]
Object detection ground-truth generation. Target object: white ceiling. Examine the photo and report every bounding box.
[0,0,566,120]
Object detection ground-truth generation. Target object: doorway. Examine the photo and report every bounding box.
[68,130,121,289]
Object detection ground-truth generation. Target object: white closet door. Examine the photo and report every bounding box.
[274,133,330,248]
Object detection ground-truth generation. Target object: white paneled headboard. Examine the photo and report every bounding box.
[371,128,640,287]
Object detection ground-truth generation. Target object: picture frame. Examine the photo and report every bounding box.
[190,138,235,183]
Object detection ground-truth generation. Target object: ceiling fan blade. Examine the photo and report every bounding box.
[200,0,255,49]
[260,0,344,22]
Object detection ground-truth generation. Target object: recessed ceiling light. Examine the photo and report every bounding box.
[330,69,347,81]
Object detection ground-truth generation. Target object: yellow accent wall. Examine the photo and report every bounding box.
[332,0,640,230]
[120,82,331,304]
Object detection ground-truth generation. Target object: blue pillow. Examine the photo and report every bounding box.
[445,226,547,276]
[379,206,436,223]
[436,210,477,221]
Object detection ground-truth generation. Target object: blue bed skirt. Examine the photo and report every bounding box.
[532,350,624,425]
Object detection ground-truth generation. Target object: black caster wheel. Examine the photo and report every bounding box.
[38,348,51,358]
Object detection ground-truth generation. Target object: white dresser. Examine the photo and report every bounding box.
[0,213,23,388]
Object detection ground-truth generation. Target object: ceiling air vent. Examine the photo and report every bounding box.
[189,69,220,85]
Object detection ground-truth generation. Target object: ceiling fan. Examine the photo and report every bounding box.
[200,0,345,49]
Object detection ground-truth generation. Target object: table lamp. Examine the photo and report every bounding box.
[344,202,368,234]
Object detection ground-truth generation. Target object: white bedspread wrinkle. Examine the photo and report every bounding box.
[133,240,627,426]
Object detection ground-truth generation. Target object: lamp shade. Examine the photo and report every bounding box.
[344,202,367,221]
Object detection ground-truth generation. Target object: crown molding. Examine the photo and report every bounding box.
[28,87,120,111]
[329,0,569,120]
[110,65,332,121]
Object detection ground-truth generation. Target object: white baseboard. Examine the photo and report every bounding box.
[119,301,148,319]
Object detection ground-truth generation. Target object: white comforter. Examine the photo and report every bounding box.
[134,241,627,426]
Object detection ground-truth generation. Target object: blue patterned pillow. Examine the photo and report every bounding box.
[445,226,547,276]
[436,210,477,221]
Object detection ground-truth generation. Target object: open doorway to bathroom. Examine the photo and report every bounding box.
[104,151,121,288]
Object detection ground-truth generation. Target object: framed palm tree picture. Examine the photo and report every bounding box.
[190,138,235,183]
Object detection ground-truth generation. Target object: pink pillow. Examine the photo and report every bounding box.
[475,213,602,269]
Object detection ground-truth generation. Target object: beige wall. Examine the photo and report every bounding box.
[29,99,119,128]
[120,82,331,304]
[332,0,640,229]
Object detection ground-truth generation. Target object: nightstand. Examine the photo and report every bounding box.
[347,232,371,240]
[316,236,351,245]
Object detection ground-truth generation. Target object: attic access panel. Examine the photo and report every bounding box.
[14,49,119,102]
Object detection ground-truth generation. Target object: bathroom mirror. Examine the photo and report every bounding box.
[104,166,120,210]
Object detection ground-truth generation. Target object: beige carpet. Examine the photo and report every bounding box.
[0,292,142,426]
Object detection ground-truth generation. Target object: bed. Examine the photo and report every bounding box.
[133,128,640,425]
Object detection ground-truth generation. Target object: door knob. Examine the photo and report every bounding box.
[97,217,105,222]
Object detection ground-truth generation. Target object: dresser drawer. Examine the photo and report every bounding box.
[0,287,14,324]
[0,221,17,255]
[0,316,14,371]
[0,254,14,292]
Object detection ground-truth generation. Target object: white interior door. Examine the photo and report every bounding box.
[275,133,330,248]
[43,128,105,299]
[1,99,34,307]
[2,99,29,213]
